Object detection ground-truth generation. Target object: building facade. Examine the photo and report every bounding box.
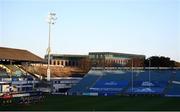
[44,54,88,67]
[45,52,145,68]
[89,52,145,67]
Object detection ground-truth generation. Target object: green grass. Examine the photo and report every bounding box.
[1,95,180,111]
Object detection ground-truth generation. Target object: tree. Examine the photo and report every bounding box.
[145,56,175,67]
[79,57,92,72]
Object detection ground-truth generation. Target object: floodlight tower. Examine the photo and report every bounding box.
[46,12,57,81]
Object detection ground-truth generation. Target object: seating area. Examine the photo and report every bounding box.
[0,67,9,78]
[132,70,172,82]
[173,70,180,80]
[125,70,172,94]
[68,73,101,94]
[5,65,25,77]
[69,70,132,95]
[165,70,180,97]
[0,64,39,93]
[89,71,131,95]
[165,84,180,97]
[69,70,180,96]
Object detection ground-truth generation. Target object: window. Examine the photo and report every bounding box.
[57,61,60,65]
[65,61,68,66]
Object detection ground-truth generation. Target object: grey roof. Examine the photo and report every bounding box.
[45,54,88,58]
[89,52,145,58]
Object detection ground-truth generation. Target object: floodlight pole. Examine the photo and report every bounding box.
[47,22,51,81]
[47,12,57,81]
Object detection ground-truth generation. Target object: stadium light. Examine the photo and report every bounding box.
[46,12,57,81]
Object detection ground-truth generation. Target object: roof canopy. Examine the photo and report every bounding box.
[89,52,145,58]
[0,47,44,63]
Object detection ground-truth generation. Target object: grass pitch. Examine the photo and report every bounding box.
[1,95,180,111]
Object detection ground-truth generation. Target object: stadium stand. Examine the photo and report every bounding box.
[89,71,131,96]
[125,70,172,95]
[0,66,10,81]
[68,70,132,96]
[0,47,45,105]
[165,70,180,97]
[69,69,180,96]
[68,71,102,95]
[5,65,25,77]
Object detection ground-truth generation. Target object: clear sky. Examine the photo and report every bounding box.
[0,0,179,61]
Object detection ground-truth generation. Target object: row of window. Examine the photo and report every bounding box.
[50,60,80,67]
[89,54,113,59]
[105,59,130,64]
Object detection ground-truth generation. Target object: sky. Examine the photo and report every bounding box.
[0,0,180,61]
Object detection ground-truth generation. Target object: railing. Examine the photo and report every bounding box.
[91,67,180,70]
